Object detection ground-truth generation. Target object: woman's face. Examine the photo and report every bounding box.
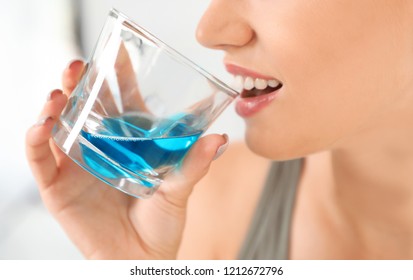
[197,0,413,159]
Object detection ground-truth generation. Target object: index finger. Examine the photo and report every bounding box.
[26,90,67,188]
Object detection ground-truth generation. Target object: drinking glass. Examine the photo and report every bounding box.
[52,8,238,198]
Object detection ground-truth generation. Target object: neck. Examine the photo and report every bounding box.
[331,143,413,228]
[323,109,413,256]
[332,108,413,219]
[307,105,413,257]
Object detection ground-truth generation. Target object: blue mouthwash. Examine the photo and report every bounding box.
[79,112,203,183]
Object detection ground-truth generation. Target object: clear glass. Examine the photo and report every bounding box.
[52,8,238,199]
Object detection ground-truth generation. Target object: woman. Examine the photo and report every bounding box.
[26,0,413,259]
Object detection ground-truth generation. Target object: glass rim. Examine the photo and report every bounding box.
[108,8,239,98]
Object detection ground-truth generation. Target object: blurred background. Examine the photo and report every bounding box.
[0,0,244,259]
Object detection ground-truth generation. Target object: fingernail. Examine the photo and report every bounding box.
[46,89,62,101]
[66,59,81,70]
[213,134,229,160]
[34,116,52,127]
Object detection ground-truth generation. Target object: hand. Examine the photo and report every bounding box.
[25,59,228,259]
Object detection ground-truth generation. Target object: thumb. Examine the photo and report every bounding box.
[158,133,229,207]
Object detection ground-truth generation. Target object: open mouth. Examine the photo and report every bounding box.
[233,75,283,98]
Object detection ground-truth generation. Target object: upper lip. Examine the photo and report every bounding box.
[225,63,280,81]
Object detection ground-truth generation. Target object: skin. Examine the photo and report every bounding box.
[26,60,227,259]
[26,0,413,259]
[196,0,413,258]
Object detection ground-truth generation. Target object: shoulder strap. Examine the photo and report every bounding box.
[238,159,302,260]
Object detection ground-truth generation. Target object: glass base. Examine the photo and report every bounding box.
[52,119,162,199]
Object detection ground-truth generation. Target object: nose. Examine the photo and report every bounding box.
[196,0,254,50]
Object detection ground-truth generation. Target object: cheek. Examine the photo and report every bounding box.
[245,63,396,160]
[245,2,407,159]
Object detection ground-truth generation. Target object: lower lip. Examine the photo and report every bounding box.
[235,90,279,118]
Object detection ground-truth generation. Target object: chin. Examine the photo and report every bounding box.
[243,127,317,161]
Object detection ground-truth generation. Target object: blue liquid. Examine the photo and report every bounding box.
[79,113,202,185]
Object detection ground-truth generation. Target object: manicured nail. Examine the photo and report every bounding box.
[46,89,62,101]
[66,59,82,70]
[213,134,229,160]
[34,116,52,127]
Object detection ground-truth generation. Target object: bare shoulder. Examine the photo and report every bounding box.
[178,140,271,259]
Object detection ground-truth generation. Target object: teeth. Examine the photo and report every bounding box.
[233,75,281,91]
[268,80,280,88]
[255,79,268,90]
[244,77,254,90]
[233,75,244,92]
